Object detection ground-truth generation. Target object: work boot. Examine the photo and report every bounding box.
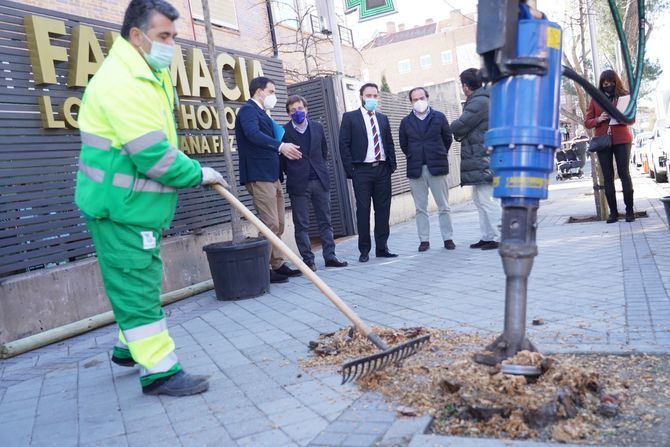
[142,371,209,396]
[418,241,430,252]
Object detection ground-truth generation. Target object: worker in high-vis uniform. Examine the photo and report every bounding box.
[75,0,227,396]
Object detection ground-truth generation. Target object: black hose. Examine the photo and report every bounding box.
[562,65,635,125]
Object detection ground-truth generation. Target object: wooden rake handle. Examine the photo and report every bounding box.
[212,184,386,349]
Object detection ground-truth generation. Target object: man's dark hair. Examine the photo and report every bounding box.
[408,87,429,101]
[285,95,308,113]
[359,82,379,96]
[121,0,179,39]
[249,76,274,98]
[459,68,482,91]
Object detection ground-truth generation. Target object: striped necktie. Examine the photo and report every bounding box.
[368,111,382,160]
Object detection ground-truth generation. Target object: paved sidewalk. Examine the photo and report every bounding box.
[1,171,669,447]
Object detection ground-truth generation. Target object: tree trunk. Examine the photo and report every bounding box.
[202,0,244,243]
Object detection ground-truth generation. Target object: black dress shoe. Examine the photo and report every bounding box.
[325,258,348,268]
[274,263,302,277]
[270,270,288,283]
[606,214,619,224]
[359,253,369,263]
[470,239,487,249]
[625,211,635,222]
[444,240,456,250]
[375,250,398,258]
[480,241,499,250]
[418,242,430,252]
[305,262,317,271]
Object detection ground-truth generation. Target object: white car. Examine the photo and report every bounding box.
[644,120,669,183]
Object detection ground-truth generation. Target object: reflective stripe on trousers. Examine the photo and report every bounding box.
[120,318,178,376]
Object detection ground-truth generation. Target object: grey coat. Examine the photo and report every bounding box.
[450,87,493,185]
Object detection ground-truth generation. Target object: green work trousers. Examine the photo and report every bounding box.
[85,217,181,387]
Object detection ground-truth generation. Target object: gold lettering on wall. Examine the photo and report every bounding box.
[216,53,241,101]
[24,16,68,85]
[67,25,105,87]
[103,31,119,53]
[59,96,81,128]
[170,45,192,96]
[186,48,215,98]
[38,96,66,128]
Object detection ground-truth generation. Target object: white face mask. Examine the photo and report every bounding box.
[413,100,429,114]
[263,93,278,109]
[140,31,175,71]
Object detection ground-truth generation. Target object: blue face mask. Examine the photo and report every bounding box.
[141,32,175,71]
[363,98,378,111]
[291,110,306,124]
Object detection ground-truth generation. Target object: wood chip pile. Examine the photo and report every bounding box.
[303,326,670,445]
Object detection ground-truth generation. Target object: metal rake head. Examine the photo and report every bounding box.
[340,334,430,384]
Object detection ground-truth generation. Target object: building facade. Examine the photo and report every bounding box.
[360,10,477,96]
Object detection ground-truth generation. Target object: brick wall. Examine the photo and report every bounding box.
[361,18,476,94]
[17,0,272,55]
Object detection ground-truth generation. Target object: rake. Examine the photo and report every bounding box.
[213,184,430,384]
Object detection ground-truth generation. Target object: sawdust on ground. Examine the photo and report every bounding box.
[302,326,670,446]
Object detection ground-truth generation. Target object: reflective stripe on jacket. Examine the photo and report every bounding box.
[75,36,202,229]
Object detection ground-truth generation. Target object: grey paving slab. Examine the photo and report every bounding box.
[379,415,433,446]
[2,173,670,447]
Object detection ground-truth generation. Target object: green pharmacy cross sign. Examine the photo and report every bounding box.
[345,0,396,22]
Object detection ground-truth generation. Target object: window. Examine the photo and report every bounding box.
[190,0,239,30]
[419,55,432,70]
[273,0,300,28]
[441,50,453,65]
[398,59,411,74]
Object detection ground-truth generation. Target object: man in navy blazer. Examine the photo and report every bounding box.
[235,76,303,283]
[338,83,397,263]
[281,95,348,271]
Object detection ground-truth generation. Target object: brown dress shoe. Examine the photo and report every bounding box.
[418,241,430,252]
[444,240,456,250]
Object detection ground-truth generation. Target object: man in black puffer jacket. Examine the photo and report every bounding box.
[451,68,501,251]
[399,87,454,252]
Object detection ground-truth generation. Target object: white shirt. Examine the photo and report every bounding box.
[251,98,264,110]
[360,107,386,162]
[292,119,309,134]
[413,107,431,120]
[252,97,283,153]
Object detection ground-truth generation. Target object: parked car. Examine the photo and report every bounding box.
[643,120,669,183]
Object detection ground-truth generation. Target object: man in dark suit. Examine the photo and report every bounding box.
[235,76,303,283]
[281,95,348,271]
[399,87,454,252]
[339,83,397,263]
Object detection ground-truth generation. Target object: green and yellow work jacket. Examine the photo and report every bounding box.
[75,36,201,230]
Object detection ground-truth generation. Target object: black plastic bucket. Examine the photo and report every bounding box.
[203,238,270,300]
[661,196,670,230]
